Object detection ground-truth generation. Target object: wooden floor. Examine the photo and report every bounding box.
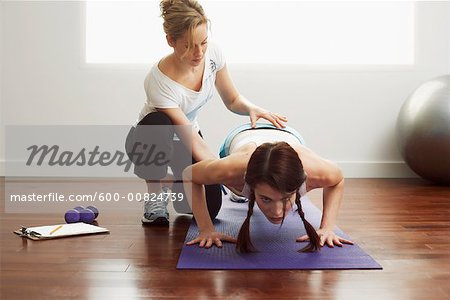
[1,178,450,299]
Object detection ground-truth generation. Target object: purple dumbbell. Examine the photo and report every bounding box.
[73,206,85,212]
[65,209,80,223]
[86,206,99,219]
[79,208,96,224]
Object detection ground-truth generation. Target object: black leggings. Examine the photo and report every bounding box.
[125,111,222,220]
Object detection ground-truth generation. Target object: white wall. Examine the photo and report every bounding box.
[1,1,450,177]
[0,1,4,176]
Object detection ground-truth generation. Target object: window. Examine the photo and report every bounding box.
[86,1,415,65]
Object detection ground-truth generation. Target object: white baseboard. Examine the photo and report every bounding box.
[0,160,418,178]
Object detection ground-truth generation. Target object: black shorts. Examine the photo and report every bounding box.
[125,111,222,220]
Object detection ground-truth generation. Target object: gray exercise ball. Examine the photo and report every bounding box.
[396,75,450,184]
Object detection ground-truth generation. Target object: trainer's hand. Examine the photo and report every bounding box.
[186,230,237,249]
[249,107,288,129]
[296,228,354,248]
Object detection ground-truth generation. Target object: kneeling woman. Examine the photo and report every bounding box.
[182,124,353,252]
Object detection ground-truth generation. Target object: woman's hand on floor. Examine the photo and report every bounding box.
[186,230,237,248]
[296,228,354,248]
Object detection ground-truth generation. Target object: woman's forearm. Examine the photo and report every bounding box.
[320,178,345,230]
[191,182,215,231]
[226,94,257,115]
[192,135,217,161]
[173,124,216,161]
[182,166,215,232]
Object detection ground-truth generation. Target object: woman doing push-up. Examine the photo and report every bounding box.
[183,123,354,252]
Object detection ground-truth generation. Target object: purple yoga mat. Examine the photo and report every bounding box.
[177,195,382,270]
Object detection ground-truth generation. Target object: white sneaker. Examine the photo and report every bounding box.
[141,188,169,225]
[229,191,248,203]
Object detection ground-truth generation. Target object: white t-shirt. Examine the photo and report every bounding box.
[137,42,226,131]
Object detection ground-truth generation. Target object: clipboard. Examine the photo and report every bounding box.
[14,223,109,240]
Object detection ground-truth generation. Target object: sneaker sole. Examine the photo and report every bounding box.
[141,216,169,226]
[230,197,248,203]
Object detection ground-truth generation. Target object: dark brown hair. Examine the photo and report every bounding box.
[236,142,321,253]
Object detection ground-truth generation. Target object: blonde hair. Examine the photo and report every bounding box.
[160,0,209,57]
